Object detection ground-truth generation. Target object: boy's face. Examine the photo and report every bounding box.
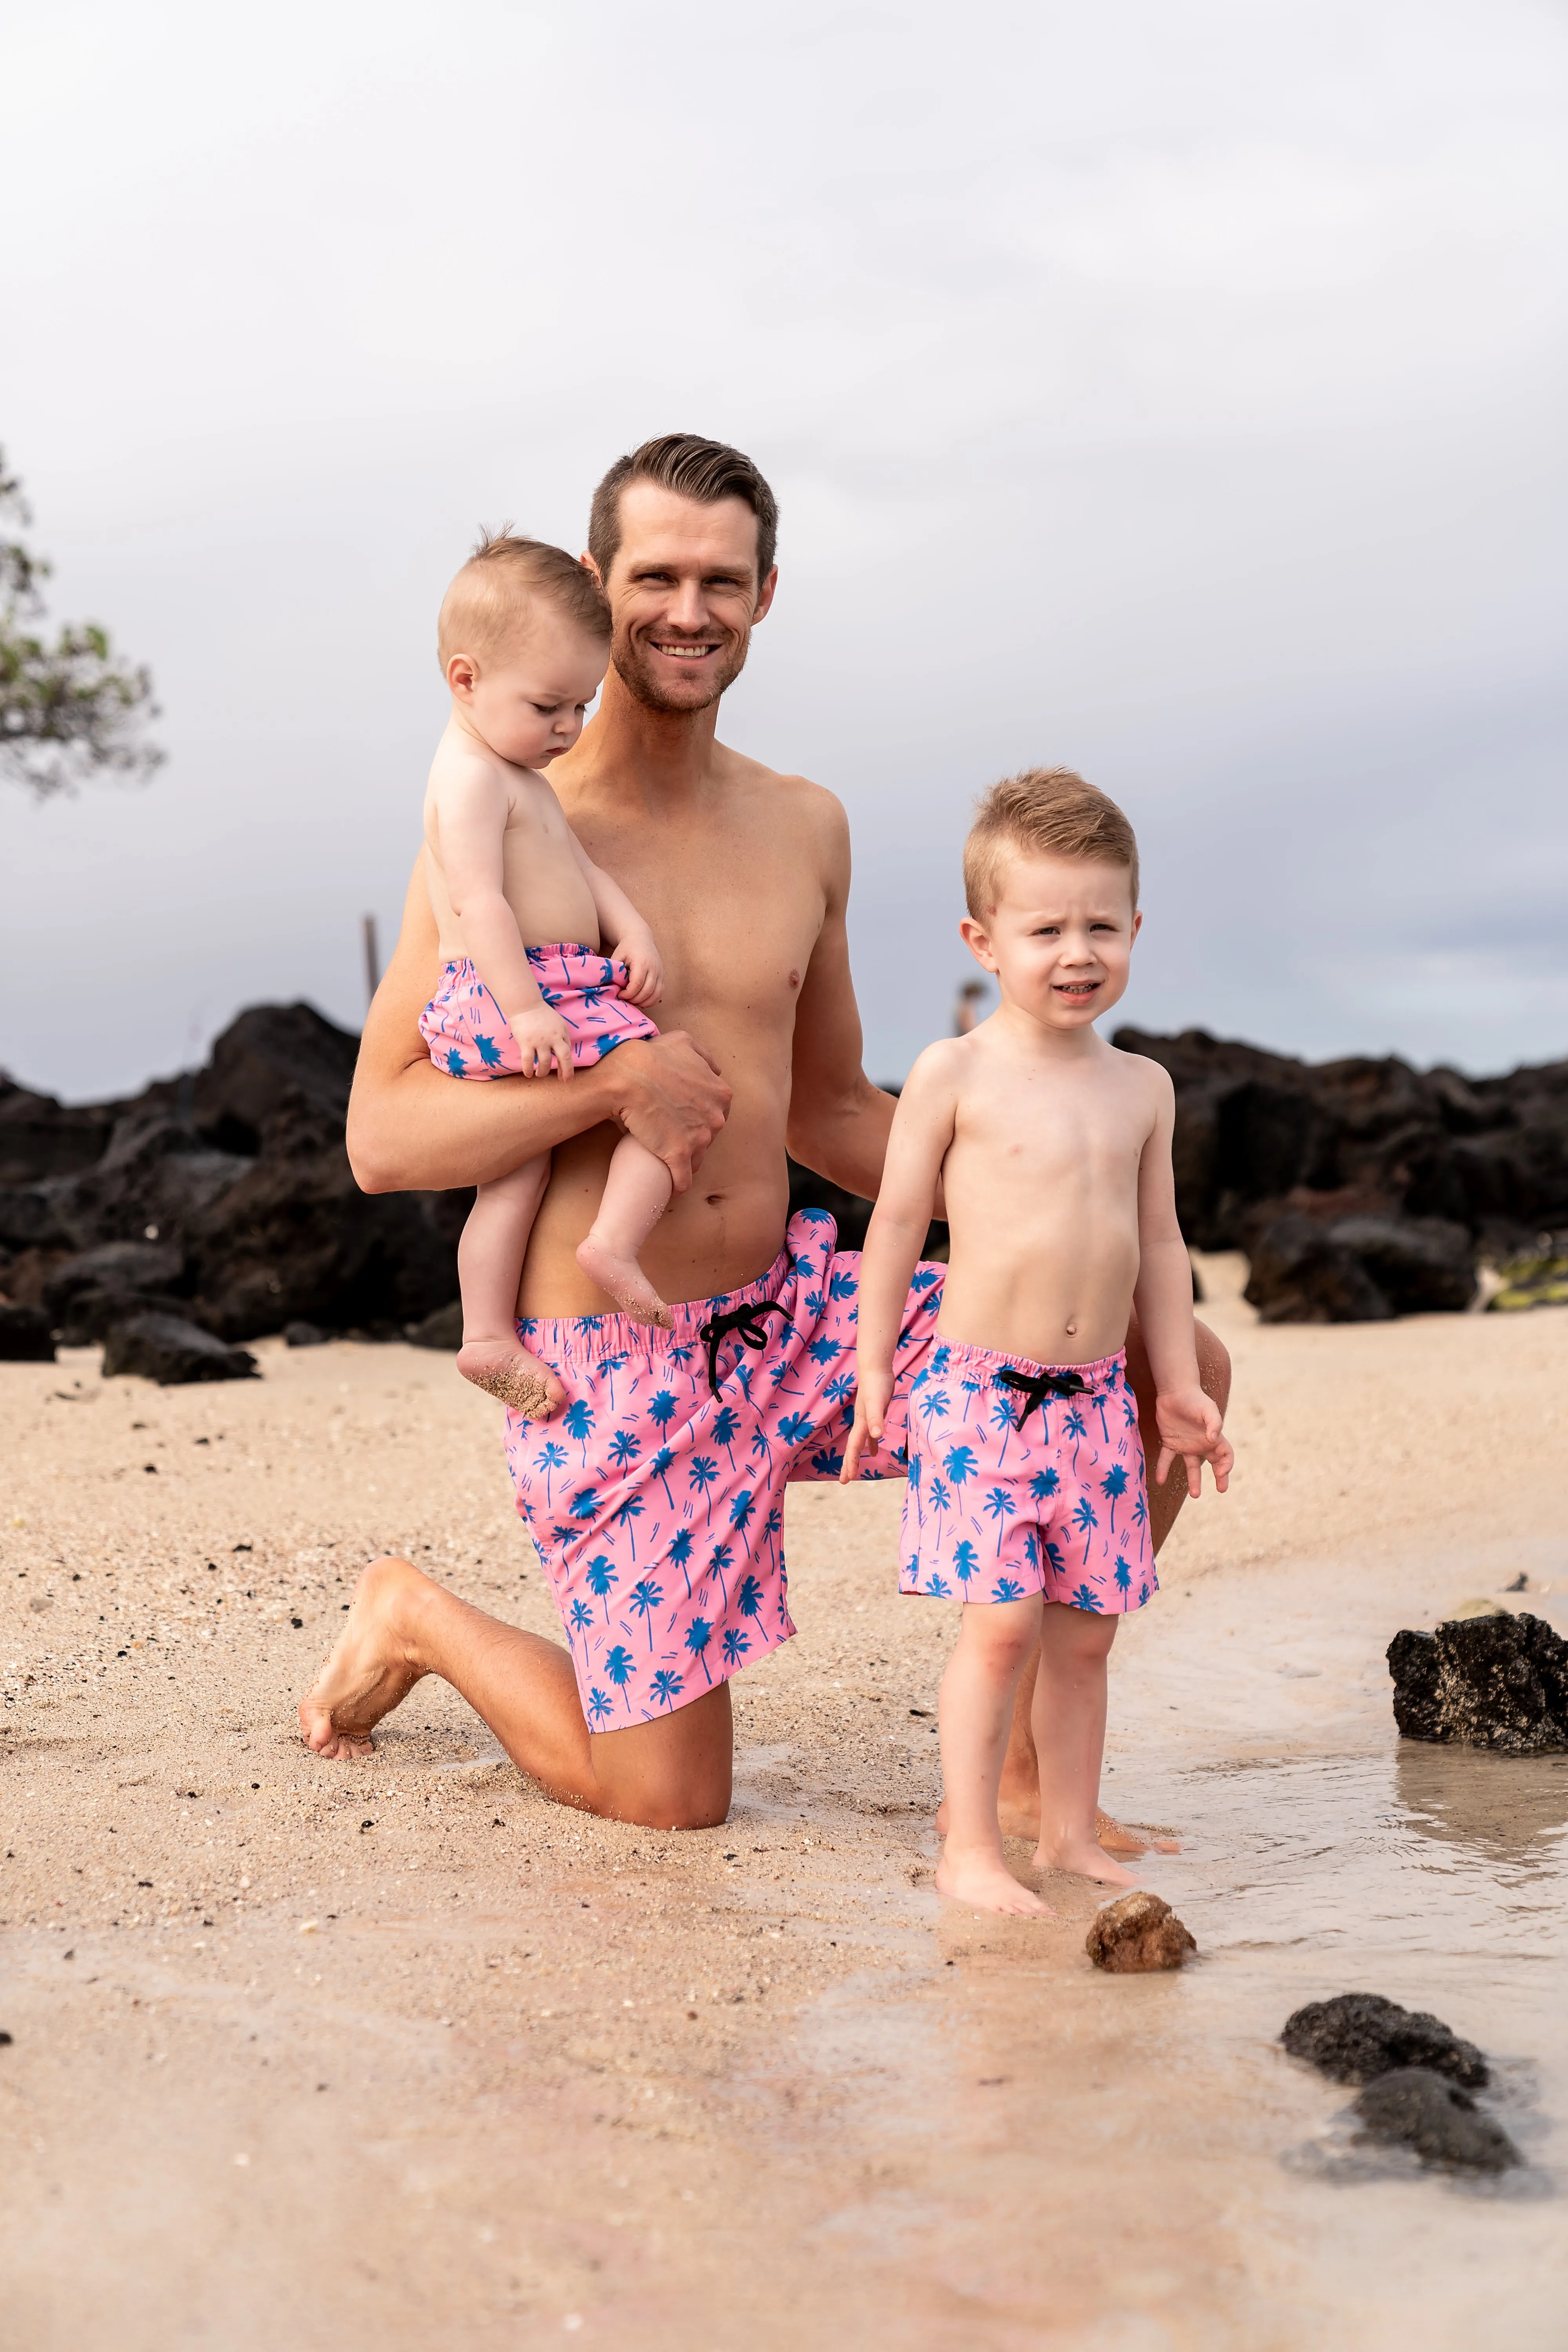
[447,611,607,769]
[959,852,1141,1033]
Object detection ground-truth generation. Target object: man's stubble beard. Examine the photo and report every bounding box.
[612,621,752,714]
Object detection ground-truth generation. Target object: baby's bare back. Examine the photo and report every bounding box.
[423,731,599,961]
[936,1031,1162,1365]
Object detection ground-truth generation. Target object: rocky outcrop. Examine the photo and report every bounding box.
[1387,1612,1568,1754]
[1242,1209,1475,1323]
[1281,1993,1487,2088]
[101,1312,258,1385]
[1084,1889,1196,1972]
[0,1303,54,1361]
[1351,2069,1519,2173]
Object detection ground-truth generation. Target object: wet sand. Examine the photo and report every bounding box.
[3,1255,1566,2348]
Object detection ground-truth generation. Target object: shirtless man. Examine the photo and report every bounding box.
[299,432,1230,1832]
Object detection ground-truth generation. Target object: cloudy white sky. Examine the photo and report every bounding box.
[3,0,1565,1102]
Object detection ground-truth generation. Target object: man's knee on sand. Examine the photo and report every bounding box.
[587,1681,733,1831]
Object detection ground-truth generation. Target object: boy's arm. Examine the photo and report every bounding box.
[345,860,731,1194]
[1131,1067,1233,1497]
[840,1049,957,1480]
[433,763,547,1029]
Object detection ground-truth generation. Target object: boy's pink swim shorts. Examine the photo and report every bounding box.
[419,944,658,1076]
[503,1210,944,1728]
[900,1340,1156,1613]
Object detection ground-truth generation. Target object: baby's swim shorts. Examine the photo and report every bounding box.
[900,1340,1157,1613]
[419,944,658,1076]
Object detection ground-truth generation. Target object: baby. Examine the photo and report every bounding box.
[419,532,674,1418]
[842,768,1232,1915]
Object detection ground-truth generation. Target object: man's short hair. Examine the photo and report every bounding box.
[587,434,779,587]
[437,530,610,670]
[964,767,1140,919]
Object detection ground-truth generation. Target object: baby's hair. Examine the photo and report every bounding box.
[437,529,610,671]
[964,767,1140,919]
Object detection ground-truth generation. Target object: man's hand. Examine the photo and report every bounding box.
[1152,1388,1234,1499]
[608,1032,731,1194]
[840,1366,894,1483]
[617,924,664,1010]
[506,1004,576,1080]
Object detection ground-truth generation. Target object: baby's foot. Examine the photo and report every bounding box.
[456,1340,564,1419]
[1034,1835,1138,1888]
[935,1849,1053,1916]
[576,1235,674,1329]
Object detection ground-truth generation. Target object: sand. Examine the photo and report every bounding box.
[3,1255,1566,2348]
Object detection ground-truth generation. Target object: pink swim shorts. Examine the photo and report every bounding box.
[900,1341,1156,1613]
[419,944,659,1076]
[502,1210,945,1726]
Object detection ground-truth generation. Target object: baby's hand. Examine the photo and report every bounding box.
[840,1367,894,1484]
[1153,1388,1233,1499]
[617,928,663,1010]
[507,1004,575,1080]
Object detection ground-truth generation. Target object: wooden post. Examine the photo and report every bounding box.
[362,913,380,1011]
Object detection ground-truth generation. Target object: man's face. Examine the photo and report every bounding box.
[592,481,777,713]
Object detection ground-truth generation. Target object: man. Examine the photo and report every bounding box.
[300,434,1229,1833]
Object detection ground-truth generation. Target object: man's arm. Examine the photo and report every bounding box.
[784,791,899,1199]
[347,860,731,1195]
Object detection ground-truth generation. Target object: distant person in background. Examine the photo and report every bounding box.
[953,976,989,1034]
[299,433,1230,1837]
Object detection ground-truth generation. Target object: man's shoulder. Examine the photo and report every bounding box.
[715,742,845,829]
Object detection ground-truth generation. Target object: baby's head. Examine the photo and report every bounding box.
[438,532,611,768]
[960,768,1142,1031]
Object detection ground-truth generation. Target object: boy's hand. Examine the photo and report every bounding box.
[840,1367,894,1484]
[506,1004,576,1080]
[1153,1388,1233,1499]
[617,929,663,1010]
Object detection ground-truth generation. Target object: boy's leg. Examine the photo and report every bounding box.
[299,1555,731,1828]
[456,1157,566,1417]
[1031,1602,1134,1887]
[575,1134,675,1327]
[935,1596,1051,1916]
[996,1313,1232,1845]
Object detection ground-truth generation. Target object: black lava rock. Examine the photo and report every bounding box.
[1352,2069,1519,2174]
[283,1319,329,1347]
[42,1239,186,1313]
[1281,1993,1488,2088]
[1323,1213,1477,1314]
[407,1300,463,1350]
[0,1302,55,1362]
[1242,1213,1394,1323]
[1387,1613,1568,1754]
[100,1312,258,1386]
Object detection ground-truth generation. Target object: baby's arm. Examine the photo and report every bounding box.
[840,1045,958,1481]
[434,759,574,1079]
[1131,1066,1233,1497]
[567,835,662,1009]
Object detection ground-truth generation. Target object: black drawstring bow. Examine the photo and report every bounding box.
[995,1364,1091,1430]
[698,1299,788,1394]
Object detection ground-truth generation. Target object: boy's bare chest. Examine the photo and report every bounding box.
[957,1064,1149,1185]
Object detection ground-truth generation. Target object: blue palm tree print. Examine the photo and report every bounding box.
[1071,1494,1099,1561]
[1100,1463,1129,1532]
[953,1538,979,1588]
[1029,1467,1060,1504]
[568,1596,593,1644]
[608,1427,641,1474]
[992,1575,1025,1602]
[667,1527,695,1597]
[629,1576,664,1646]
[924,1572,952,1597]
[943,1443,976,1490]
[615,1493,645,1558]
[1113,1555,1132,1597]
[648,1388,676,1434]
[721,1627,749,1666]
[1092,1387,1112,1443]
[1070,1583,1104,1612]
[651,1668,684,1709]
[918,1387,951,1426]
[989,1394,1018,1460]
[685,1615,714,1683]
[586,1556,618,1620]
[737,1572,764,1630]
[444,1047,465,1078]
[605,1644,636,1708]
[777,1412,813,1450]
[564,1398,596,1462]
[474,1031,505,1069]
[568,1486,598,1521]
[688,1455,718,1522]
[587,1687,614,1727]
[652,1446,677,1508]
[729,1488,755,1535]
[828,1269,858,1301]
[711,1405,742,1469]
[807,1337,840,1367]
[983,1485,1016,1550]
[536,1439,568,1506]
[810,1446,844,1477]
[1064,1406,1087,1473]
[706,1541,734,1606]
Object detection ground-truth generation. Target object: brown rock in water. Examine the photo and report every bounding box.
[1085,1890,1196,1973]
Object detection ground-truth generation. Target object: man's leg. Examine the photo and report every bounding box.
[299,1556,731,1830]
[995,1314,1232,1844]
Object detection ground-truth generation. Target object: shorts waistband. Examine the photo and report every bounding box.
[926,1336,1127,1394]
[519,1241,794,1377]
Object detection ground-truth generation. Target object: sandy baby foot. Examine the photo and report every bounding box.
[1034,1834,1138,1889]
[1095,1809,1182,1857]
[935,1849,1053,1916]
[456,1340,565,1419]
[575,1235,674,1328]
[298,1556,428,1760]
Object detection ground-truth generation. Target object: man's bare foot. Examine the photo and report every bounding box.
[456,1340,565,1419]
[1095,1811,1181,1857]
[575,1236,673,1329]
[935,1849,1053,1916]
[299,1556,430,1760]
[1033,1835,1138,1888]
[940,1790,1180,1855]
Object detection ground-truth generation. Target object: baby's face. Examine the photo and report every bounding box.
[964,853,1140,1033]
[452,613,607,769]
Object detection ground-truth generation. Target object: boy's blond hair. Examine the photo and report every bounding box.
[963,767,1140,918]
[437,530,610,671]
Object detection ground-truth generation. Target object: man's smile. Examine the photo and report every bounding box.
[650,640,722,659]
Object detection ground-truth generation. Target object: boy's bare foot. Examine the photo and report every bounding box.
[456,1340,565,1419]
[935,1850,1053,1916]
[575,1236,674,1329]
[1033,1835,1138,1888]
[299,1556,430,1759]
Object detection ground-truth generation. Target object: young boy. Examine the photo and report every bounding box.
[419,533,675,1419]
[842,768,1231,1915]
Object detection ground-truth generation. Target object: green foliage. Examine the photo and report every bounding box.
[1,447,164,799]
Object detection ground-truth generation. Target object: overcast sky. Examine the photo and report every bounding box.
[3,0,1565,1103]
